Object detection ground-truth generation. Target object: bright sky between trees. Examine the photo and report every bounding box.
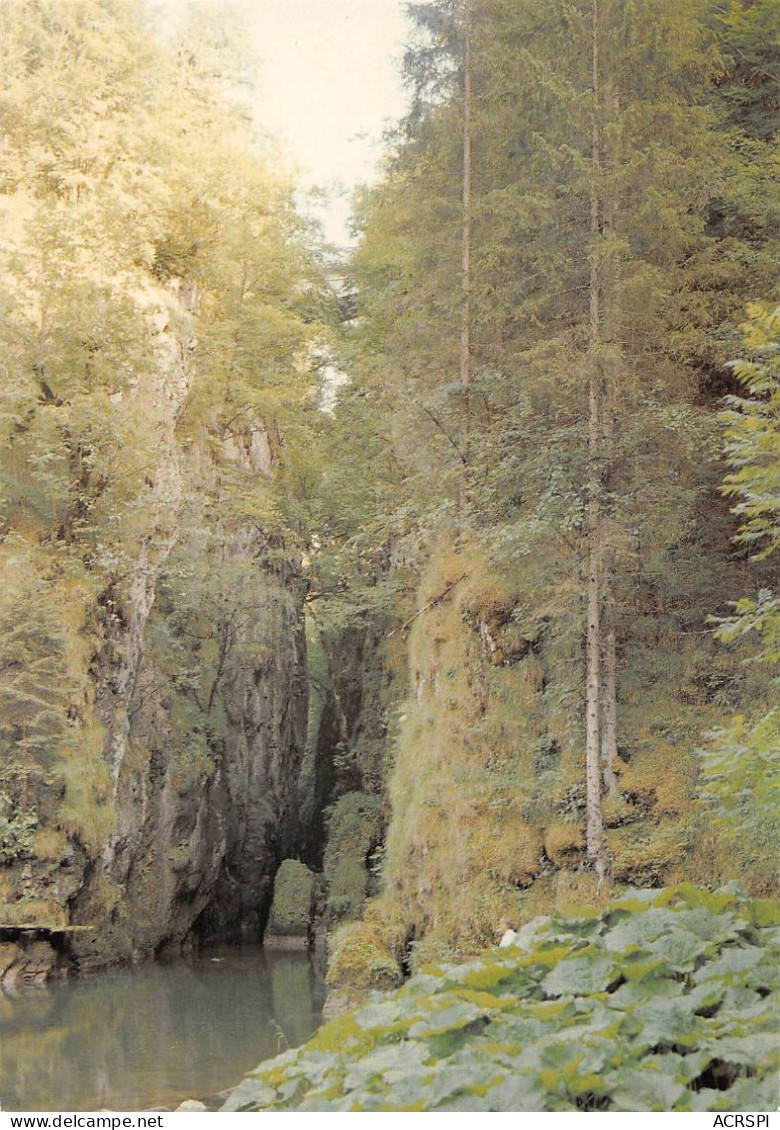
[160,0,411,246]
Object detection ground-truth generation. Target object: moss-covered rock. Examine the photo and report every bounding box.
[324,793,383,924]
[469,812,541,887]
[0,940,59,985]
[0,943,19,981]
[325,921,403,992]
[608,823,691,887]
[543,821,585,867]
[267,859,316,938]
[601,793,639,828]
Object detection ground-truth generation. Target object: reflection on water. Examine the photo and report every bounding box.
[0,948,326,1112]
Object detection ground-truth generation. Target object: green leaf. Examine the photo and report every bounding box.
[694,945,766,982]
[542,951,617,996]
[220,1077,276,1111]
[342,1040,431,1091]
[407,998,485,1038]
[483,1071,548,1112]
[621,958,675,984]
[632,996,701,1050]
[611,1067,688,1111]
[711,1031,779,1067]
[748,899,780,928]
[353,998,406,1033]
[603,908,680,951]
[713,1074,779,1111]
[645,930,708,971]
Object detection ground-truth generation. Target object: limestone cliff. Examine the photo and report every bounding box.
[0,0,321,984]
[0,283,309,980]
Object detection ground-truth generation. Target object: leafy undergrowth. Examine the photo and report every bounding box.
[223,886,778,1112]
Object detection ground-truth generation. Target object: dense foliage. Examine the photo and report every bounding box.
[0,2,777,1072]
[0,0,326,934]
[305,0,779,956]
[716,302,780,652]
[698,303,780,893]
[223,886,778,1112]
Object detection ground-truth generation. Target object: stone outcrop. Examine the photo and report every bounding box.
[0,938,58,986]
[97,281,198,872]
[265,859,316,948]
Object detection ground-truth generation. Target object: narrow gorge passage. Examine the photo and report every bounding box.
[0,0,776,1115]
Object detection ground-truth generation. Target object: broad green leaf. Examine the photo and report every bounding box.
[694,945,766,982]
[609,977,679,1006]
[621,957,674,983]
[220,1077,276,1111]
[543,951,617,996]
[713,1074,779,1111]
[603,908,680,951]
[483,1071,548,1111]
[711,1031,779,1066]
[611,1067,688,1111]
[747,899,780,928]
[353,998,406,1032]
[631,996,701,1050]
[645,929,708,971]
[407,998,484,1037]
[456,987,516,1010]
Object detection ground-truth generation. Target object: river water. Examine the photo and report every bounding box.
[0,948,326,1112]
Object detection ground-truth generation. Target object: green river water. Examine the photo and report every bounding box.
[0,948,325,1112]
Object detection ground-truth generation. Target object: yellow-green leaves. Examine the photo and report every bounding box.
[721,303,780,563]
[223,886,779,1112]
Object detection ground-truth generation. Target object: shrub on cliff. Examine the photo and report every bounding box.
[323,793,383,924]
[267,860,316,937]
[223,885,778,1112]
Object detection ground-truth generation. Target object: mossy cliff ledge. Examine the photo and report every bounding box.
[359,538,775,966]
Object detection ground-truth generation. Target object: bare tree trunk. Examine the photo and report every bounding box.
[601,547,619,794]
[600,81,620,796]
[585,515,604,872]
[586,409,605,874]
[585,0,606,880]
[459,0,472,513]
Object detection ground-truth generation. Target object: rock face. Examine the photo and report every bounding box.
[185,565,308,945]
[0,938,59,986]
[67,574,308,969]
[97,282,198,873]
[68,544,308,968]
[0,282,309,977]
